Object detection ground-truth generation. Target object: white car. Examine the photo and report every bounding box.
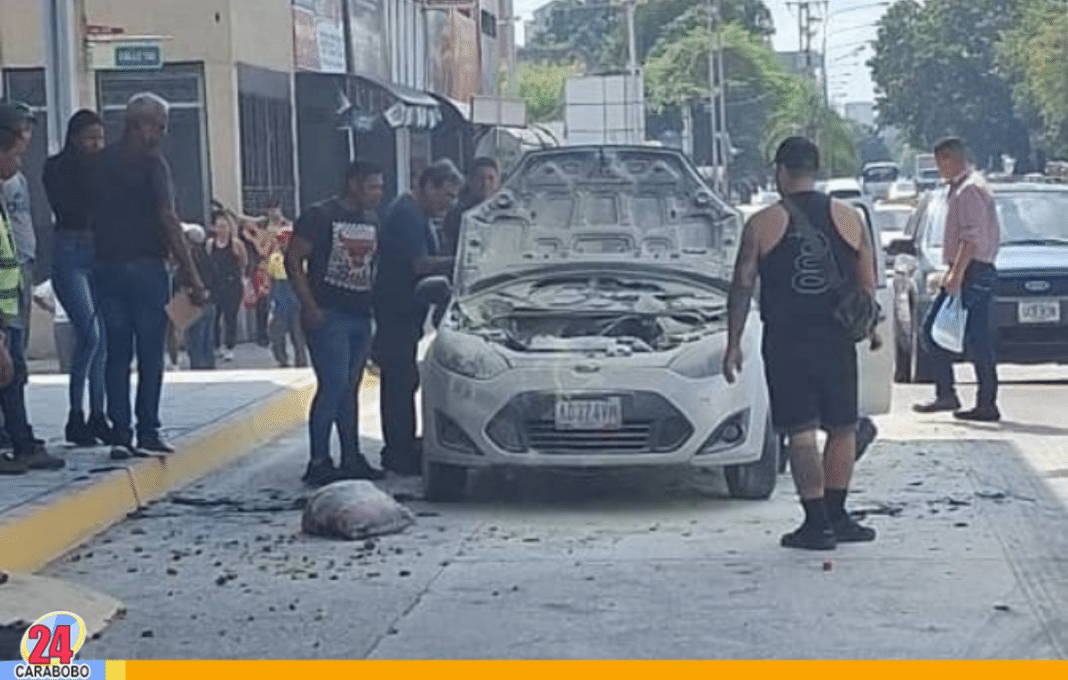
[417,147,892,502]
[860,162,901,201]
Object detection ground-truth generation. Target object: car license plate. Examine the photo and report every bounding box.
[1018,300,1061,324]
[554,398,623,431]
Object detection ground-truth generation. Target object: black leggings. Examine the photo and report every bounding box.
[214,283,242,350]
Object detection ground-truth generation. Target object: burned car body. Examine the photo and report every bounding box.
[418,146,778,501]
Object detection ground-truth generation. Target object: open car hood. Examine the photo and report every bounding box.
[452,146,742,295]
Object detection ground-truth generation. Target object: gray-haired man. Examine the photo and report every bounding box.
[90,93,208,459]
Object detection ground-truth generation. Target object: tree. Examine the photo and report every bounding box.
[868,0,1032,169]
[600,0,774,72]
[644,22,857,182]
[517,61,583,123]
[998,0,1068,160]
[524,1,617,71]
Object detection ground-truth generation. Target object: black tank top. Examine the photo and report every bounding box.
[758,191,859,334]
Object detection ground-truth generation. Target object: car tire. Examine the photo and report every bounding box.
[424,461,468,503]
[725,416,780,500]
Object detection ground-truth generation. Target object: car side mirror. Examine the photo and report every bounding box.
[415,275,453,307]
[885,238,916,257]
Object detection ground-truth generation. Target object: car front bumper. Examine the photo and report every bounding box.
[420,359,771,470]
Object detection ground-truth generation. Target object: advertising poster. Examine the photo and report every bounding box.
[348,0,388,78]
[292,0,346,73]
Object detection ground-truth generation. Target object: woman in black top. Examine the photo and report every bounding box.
[43,110,114,446]
[207,211,247,361]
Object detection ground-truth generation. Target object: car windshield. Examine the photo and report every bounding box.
[925,191,1068,246]
[864,167,899,183]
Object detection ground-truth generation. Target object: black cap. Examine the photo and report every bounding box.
[774,136,820,173]
[0,101,34,136]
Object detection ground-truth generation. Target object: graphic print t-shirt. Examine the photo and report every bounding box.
[294,198,377,316]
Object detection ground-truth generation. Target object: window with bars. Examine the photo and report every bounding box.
[239,92,296,217]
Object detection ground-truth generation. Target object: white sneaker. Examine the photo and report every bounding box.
[222,349,235,362]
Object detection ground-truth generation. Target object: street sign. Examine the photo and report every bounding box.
[114,44,162,69]
[88,38,167,71]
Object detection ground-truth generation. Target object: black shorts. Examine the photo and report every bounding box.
[761,328,858,434]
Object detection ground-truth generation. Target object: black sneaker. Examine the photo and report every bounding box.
[110,444,147,461]
[65,412,98,448]
[913,396,962,414]
[831,516,877,543]
[302,462,342,487]
[15,443,66,471]
[88,414,120,446]
[138,436,175,454]
[0,453,28,475]
[338,456,386,481]
[780,525,837,551]
[953,406,1001,423]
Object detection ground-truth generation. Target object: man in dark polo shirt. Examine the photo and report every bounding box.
[286,160,385,486]
[374,160,462,476]
[91,93,208,460]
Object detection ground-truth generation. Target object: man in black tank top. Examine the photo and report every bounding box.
[723,137,878,551]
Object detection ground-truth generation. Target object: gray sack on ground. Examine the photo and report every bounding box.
[301,480,416,540]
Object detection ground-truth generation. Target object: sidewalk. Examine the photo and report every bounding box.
[1,343,321,574]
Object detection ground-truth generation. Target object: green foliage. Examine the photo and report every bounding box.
[517,61,583,123]
[644,22,857,180]
[868,0,1032,168]
[998,0,1068,158]
[524,1,617,71]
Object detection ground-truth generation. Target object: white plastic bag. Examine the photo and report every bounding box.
[931,294,968,354]
[302,481,415,540]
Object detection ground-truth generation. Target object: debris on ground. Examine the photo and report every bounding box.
[301,480,416,541]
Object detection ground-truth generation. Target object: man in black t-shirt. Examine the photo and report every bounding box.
[91,93,208,460]
[286,161,385,486]
[374,160,462,476]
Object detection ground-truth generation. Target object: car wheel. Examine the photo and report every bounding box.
[424,461,468,502]
[725,416,780,500]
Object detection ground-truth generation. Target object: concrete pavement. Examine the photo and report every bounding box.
[0,343,320,573]
[33,363,1068,660]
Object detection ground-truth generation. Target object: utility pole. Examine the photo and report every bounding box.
[42,0,83,156]
[715,0,728,200]
[706,0,719,193]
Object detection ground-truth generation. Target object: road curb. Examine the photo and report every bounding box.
[0,376,319,574]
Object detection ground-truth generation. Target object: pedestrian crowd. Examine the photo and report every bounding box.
[0,94,501,485]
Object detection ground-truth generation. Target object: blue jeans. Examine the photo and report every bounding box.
[270,281,307,367]
[305,310,372,468]
[95,259,169,444]
[924,261,999,408]
[52,232,106,416]
[186,303,216,370]
[0,326,36,450]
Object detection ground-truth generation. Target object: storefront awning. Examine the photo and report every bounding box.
[351,75,442,130]
[429,94,472,122]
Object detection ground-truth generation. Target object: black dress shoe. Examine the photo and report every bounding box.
[65,412,98,448]
[338,456,386,481]
[913,396,962,414]
[954,406,1001,422]
[302,462,342,487]
[138,437,175,454]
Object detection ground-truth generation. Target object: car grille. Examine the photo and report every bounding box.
[525,421,654,454]
[997,272,1068,297]
[486,391,693,455]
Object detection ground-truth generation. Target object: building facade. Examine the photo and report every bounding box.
[0,0,515,265]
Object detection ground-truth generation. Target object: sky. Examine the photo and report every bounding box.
[512,0,901,109]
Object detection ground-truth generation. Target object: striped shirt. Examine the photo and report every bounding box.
[943,171,1000,265]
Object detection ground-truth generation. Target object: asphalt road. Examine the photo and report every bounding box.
[43,364,1068,659]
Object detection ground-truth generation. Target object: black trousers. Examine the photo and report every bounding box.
[373,315,422,466]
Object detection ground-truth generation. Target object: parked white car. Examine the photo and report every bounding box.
[417,147,893,502]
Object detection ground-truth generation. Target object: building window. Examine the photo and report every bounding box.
[481,10,497,38]
[239,93,296,216]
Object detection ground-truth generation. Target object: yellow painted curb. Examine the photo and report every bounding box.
[0,376,317,574]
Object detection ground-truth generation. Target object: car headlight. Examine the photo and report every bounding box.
[669,341,725,379]
[925,268,948,296]
[432,331,509,380]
